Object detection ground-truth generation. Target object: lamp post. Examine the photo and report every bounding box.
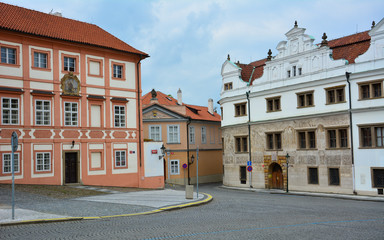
[160,144,166,160]
[286,153,290,193]
[188,155,195,185]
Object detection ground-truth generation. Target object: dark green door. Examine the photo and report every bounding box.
[65,152,78,184]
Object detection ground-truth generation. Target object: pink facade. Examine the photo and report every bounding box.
[0,3,163,188]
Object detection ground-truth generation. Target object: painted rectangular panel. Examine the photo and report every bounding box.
[113,143,127,149]
[30,81,53,91]
[33,144,53,150]
[91,152,101,168]
[89,144,104,150]
[87,87,105,96]
[91,105,101,127]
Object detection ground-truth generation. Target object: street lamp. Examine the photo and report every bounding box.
[286,153,290,193]
[187,154,195,185]
[159,144,166,160]
[190,155,195,164]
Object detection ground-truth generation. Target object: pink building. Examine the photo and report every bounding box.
[0,3,163,188]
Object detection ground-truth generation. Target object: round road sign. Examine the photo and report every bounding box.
[247,166,253,172]
[182,163,188,169]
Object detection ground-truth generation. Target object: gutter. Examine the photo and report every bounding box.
[137,55,143,167]
[346,71,356,195]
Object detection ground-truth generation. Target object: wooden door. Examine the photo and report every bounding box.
[271,164,283,189]
[65,152,78,184]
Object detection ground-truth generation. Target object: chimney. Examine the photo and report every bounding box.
[177,88,182,105]
[208,98,214,115]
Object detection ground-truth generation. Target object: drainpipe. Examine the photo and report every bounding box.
[137,55,143,167]
[346,72,356,195]
[246,90,252,188]
[187,118,191,185]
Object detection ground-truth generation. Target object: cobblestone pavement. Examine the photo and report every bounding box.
[1,183,384,239]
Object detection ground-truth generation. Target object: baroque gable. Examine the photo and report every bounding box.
[143,104,187,122]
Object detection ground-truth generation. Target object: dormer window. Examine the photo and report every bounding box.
[224,82,233,91]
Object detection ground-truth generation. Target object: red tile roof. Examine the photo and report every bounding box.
[142,90,221,122]
[0,2,148,57]
[239,31,371,85]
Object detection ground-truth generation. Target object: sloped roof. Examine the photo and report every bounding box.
[0,2,148,57]
[142,90,221,122]
[238,30,371,85]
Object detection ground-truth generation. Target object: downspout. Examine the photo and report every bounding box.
[246,90,252,188]
[346,72,356,195]
[187,118,191,185]
[137,55,143,167]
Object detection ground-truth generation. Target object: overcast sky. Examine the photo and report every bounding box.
[3,0,384,111]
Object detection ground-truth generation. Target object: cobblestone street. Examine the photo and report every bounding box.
[1,184,384,239]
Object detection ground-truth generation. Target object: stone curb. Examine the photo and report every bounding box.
[0,193,213,226]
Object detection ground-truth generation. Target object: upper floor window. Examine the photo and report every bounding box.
[2,153,19,174]
[114,105,126,127]
[149,125,161,141]
[224,82,233,91]
[2,97,19,125]
[293,66,297,77]
[326,86,345,104]
[35,100,51,125]
[235,136,248,153]
[64,102,78,126]
[113,64,123,78]
[189,126,195,144]
[360,125,384,148]
[266,96,281,112]
[298,130,316,149]
[201,126,207,144]
[297,91,314,108]
[298,67,302,76]
[266,132,282,150]
[1,47,16,64]
[327,128,348,149]
[359,81,383,100]
[34,52,47,68]
[234,102,247,117]
[64,56,76,72]
[167,125,180,143]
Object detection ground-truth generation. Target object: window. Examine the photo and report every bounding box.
[220,107,223,120]
[114,105,126,127]
[234,102,246,117]
[293,66,297,77]
[64,102,78,126]
[235,136,248,153]
[326,86,345,104]
[115,150,126,168]
[149,125,161,141]
[298,67,302,76]
[201,126,207,144]
[327,128,348,149]
[167,125,180,143]
[308,167,319,184]
[372,169,384,188]
[224,82,233,90]
[35,100,50,125]
[36,152,51,171]
[1,47,16,64]
[2,153,19,173]
[2,98,19,125]
[266,133,282,150]
[113,64,123,79]
[329,168,340,186]
[266,97,281,112]
[297,91,314,108]
[297,130,316,149]
[189,126,195,144]
[170,160,179,175]
[360,125,384,148]
[359,81,383,99]
[287,70,291,78]
[64,56,76,72]
[34,52,47,68]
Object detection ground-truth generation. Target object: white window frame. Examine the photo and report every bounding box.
[2,153,19,174]
[114,105,126,127]
[149,125,161,141]
[35,100,51,125]
[201,126,207,144]
[36,152,51,172]
[64,56,76,72]
[2,97,19,125]
[115,150,127,168]
[113,64,123,78]
[1,47,16,64]
[167,125,180,143]
[189,126,195,144]
[64,102,78,126]
[34,52,47,68]
[170,160,179,175]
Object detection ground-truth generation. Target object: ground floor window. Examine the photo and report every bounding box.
[308,167,318,184]
[115,150,126,168]
[2,153,19,173]
[372,169,384,188]
[36,152,51,171]
[170,160,179,175]
[329,168,340,186]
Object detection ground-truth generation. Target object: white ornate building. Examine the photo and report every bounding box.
[219,19,384,195]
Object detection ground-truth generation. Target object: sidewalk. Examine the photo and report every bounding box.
[0,188,212,226]
[220,185,384,202]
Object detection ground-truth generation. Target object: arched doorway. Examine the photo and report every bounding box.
[269,163,283,189]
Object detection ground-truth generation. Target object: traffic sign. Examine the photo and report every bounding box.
[182,163,188,169]
[247,161,252,166]
[11,132,18,152]
[247,166,253,172]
